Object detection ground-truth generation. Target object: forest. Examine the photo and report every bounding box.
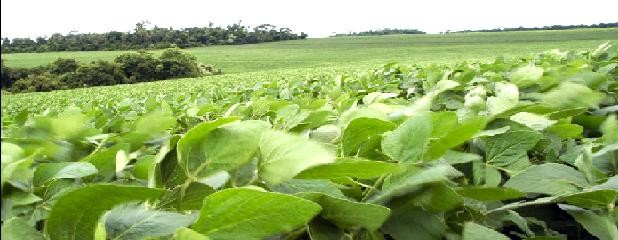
[1,22,308,53]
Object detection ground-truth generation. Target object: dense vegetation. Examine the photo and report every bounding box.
[0,22,308,53]
[1,49,218,92]
[1,43,617,240]
[5,28,618,74]
[455,22,618,33]
[331,28,425,37]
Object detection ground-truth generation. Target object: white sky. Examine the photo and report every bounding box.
[2,0,618,38]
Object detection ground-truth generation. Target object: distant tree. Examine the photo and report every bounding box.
[1,22,309,53]
[50,58,79,74]
[156,49,200,79]
[114,51,160,82]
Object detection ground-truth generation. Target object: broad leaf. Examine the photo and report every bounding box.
[296,158,401,180]
[46,185,166,240]
[176,118,238,178]
[425,116,486,160]
[504,163,589,195]
[370,164,462,204]
[559,204,618,240]
[176,228,209,240]
[1,217,45,240]
[104,204,195,240]
[271,179,346,199]
[33,162,98,186]
[192,188,321,240]
[297,192,391,230]
[456,187,524,201]
[178,119,269,178]
[484,120,543,173]
[342,117,396,158]
[382,113,432,163]
[258,130,335,184]
[382,205,445,240]
[462,222,509,240]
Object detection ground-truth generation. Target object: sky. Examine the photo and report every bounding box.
[2,0,618,38]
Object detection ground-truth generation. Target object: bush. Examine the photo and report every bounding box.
[2,50,218,92]
[156,49,201,79]
[114,51,160,82]
[49,58,79,75]
[74,61,127,87]
[11,72,63,92]
[1,59,11,88]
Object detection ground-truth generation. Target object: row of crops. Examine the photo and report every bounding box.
[1,43,617,240]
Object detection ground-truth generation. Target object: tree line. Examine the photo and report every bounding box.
[1,22,308,53]
[453,22,618,33]
[1,49,220,92]
[331,28,426,37]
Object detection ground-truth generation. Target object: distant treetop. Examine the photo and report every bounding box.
[452,22,618,33]
[0,22,308,53]
[330,28,426,37]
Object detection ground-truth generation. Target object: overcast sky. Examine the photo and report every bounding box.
[2,0,618,38]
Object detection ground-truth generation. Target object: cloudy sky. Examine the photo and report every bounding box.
[2,0,617,38]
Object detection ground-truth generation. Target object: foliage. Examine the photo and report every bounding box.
[114,51,160,82]
[156,49,201,79]
[1,22,308,53]
[456,22,618,33]
[1,44,617,240]
[331,28,425,37]
[1,49,217,92]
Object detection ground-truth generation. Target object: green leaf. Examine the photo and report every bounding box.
[462,222,509,240]
[134,110,176,134]
[1,217,45,240]
[258,130,335,185]
[192,188,321,240]
[382,113,432,163]
[160,182,216,211]
[557,189,618,210]
[4,191,42,206]
[559,204,618,240]
[541,83,604,110]
[307,217,345,240]
[510,64,543,88]
[441,151,482,164]
[176,118,239,178]
[403,182,463,212]
[296,158,401,180]
[297,192,390,230]
[342,117,396,158]
[176,228,209,240]
[82,144,130,182]
[484,120,543,173]
[132,155,154,180]
[456,187,524,201]
[382,205,445,240]
[504,163,589,195]
[425,116,486,160]
[271,179,347,199]
[545,124,583,138]
[33,162,98,186]
[104,204,196,240]
[487,82,519,117]
[370,164,462,204]
[509,112,556,131]
[46,185,166,240]
[1,144,33,190]
[178,119,269,178]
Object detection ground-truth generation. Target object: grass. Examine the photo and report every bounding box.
[3,28,618,74]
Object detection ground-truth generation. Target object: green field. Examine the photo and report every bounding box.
[3,28,618,74]
[1,29,618,240]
